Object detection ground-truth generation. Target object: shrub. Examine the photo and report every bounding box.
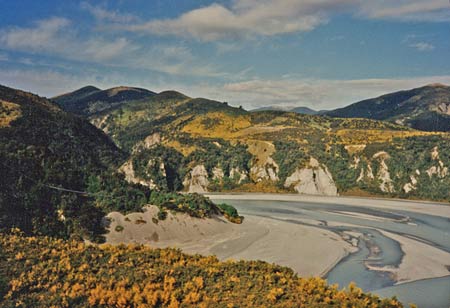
[157,210,168,221]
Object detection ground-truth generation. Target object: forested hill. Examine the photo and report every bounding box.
[52,85,156,116]
[0,85,242,241]
[54,83,450,204]
[0,84,126,240]
[326,84,450,132]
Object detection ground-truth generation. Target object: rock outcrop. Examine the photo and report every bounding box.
[212,167,225,181]
[247,140,280,182]
[403,174,418,193]
[132,132,161,153]
[119,160,157,189]
[183,165,210,193]
[284,157,338,196]
[373,152,394,193]
[250,157,280,182]
[426,146,448,178]
[230,167,248,184]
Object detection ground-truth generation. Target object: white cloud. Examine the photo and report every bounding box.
[0,17,71,52]
[409,42,435,52]
[81,2,138,23]
[129,45,224,77]
[0,17,135,62]
[124,0,354,41]
[0,17,221,77]
[215,42,243,54]
[358,0,450,22]
[121,0,450,41]
[219,76,450,109]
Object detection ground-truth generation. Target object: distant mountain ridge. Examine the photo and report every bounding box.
[52,85,156,116]
[326,83,450,132]
[251,105,319,115]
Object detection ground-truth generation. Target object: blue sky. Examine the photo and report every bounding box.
[0,0,449,109]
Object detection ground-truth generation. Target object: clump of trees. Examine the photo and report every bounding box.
[149,191,243,223]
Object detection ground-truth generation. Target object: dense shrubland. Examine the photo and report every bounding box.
[0,232,406,308]
[124,109,450,202]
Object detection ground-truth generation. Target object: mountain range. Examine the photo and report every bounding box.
[252,84,450,132]
[251,105,320,115]
[325,83,450,132]
[47,83,450,203]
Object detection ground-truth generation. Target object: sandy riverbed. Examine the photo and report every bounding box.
[366,230,450,284]
[205,193,450,218]
[105,194,450,284]
[105,205,356,277]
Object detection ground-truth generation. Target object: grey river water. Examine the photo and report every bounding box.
[213,198,450,308]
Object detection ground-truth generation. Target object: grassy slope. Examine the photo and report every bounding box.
[90,94,450,201]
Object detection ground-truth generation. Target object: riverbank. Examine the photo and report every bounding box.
[105,194,450,289]
[105,205,356,277]
[205,193,450,218]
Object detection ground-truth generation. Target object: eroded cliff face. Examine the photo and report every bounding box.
[117,134,449,199]
[132,132,161,153]
[426,146,448,178]
[284,158,338,196]
[119,160,157,189]
[351,146,449,195]
[353,151,394,193]
[250,157,280,182]
[373,151,394,193]
[182,164,250,192]
[247,141,280,182]
[183,165,210,193]
[230,167,248,184]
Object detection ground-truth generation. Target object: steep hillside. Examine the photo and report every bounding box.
[52,86,156,116]
[90,90,245,150]
[326,84,450,132]
[0,84,125,240]
[84,89,450,202]
[0,232,404,307]
[0,85,241,241]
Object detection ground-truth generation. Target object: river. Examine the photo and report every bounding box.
[209,195,450,308]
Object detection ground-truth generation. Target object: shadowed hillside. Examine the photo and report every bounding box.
[0,85,242,241]
[326,84,450,132]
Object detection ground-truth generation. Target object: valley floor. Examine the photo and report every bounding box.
[105,194,450,285]
[106,204,355,277]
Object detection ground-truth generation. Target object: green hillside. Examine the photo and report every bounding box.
[326,84,450,132]
[0,85,241,242]
[64,86,450,203]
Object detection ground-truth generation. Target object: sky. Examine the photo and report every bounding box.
[0,0,449,110]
